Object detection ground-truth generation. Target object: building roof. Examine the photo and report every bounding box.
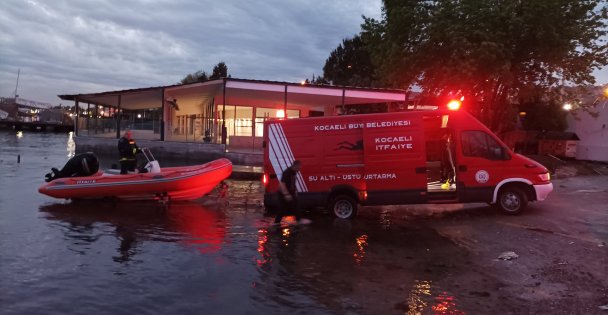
[58,77,412,110]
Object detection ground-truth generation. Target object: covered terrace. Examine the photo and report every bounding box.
[59,78,411,163]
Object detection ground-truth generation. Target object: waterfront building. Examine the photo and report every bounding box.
[59,78,411,164]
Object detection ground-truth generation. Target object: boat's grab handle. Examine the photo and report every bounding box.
[141,147,157,162]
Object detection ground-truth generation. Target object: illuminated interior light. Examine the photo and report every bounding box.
[441,115,449,128]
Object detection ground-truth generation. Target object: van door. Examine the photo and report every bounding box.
[423,114,458,202]
[456,130,511,202]
[362,114,427,205]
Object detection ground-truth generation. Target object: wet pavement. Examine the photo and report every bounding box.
[1,131,607,314]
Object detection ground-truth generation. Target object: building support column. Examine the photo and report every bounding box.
[221,79,227,145]
[86,103,90,135]
[94,104,99,134]
[160,88,165,141]
[74,99,79,135]
[341,88,346,114]
[116,94,121,139]
[284,85,288,118]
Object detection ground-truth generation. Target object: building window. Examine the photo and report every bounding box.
[221,106,253,137]
[254,108,300,137]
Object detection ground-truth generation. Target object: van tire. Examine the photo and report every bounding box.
[329,195,357,219]
[496,187,528,215]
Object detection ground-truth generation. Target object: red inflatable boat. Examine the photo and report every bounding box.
[39,158,232,201]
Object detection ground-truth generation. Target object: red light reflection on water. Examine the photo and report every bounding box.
[353,234,368,265]
[281,227,291,247]
[168,203,226,254]
[432,292,464,314]
[406,280,464,315]
[255,218,298,268]
[256,228,271,267]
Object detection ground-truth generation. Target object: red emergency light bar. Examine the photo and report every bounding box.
[447,100,461,110]
[446,96,464,111]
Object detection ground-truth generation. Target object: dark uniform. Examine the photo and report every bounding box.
[118,136,139,174]
[274,165,301,223]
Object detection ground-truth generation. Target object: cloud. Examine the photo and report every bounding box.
[1,0,606,106]
[0,0,382,104]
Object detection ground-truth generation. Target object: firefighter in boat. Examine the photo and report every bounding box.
[118,130,141,174]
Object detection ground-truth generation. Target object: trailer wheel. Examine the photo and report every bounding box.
[496,187,528,215]
[329,195,357,219]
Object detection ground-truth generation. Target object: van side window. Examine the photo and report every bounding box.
[461,131,509,160]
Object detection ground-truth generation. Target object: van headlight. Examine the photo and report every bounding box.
[538,172,550,181]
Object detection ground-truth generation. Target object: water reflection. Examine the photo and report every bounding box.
[379,209,392,229]
[256,229,270,267]
[252,215,470,313]
[407,280,432,314]
[407,280,464,315]
[353,234,368,265]
[252,222,372,312]
[39,200,227,263]
[255,225,300,270]
[432,292,464,314]
[66,131,75,158]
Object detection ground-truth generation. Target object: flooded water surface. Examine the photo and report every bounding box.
[1,131,486,314]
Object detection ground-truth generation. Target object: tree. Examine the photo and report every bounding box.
[180,70,208,84]
[361,0,608,133]
[520,98,568,131]
[307,74,329,84]
[210,62,228,80]
[180,62,230,84]
[322,35,376,87]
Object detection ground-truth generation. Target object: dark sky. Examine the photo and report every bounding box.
[0,0,382,105]
[1,0,606,106]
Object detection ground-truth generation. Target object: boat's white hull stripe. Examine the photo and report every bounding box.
[46,163,231,191]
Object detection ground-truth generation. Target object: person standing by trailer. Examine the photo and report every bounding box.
[274,160,311,225]
[118,130,140,174]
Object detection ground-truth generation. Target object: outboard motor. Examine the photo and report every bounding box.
[45,152,100,182]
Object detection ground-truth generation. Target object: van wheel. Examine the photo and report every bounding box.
[496,187,528,215]
[329,195,357,219]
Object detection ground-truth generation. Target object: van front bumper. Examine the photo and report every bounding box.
[533,182,553,201]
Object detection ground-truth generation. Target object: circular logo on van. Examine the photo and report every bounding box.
[475,170,489,183]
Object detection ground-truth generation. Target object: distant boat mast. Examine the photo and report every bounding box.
[14,68,20,98]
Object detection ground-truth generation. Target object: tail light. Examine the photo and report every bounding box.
[358,190,368,202]
[262,173,268,185]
